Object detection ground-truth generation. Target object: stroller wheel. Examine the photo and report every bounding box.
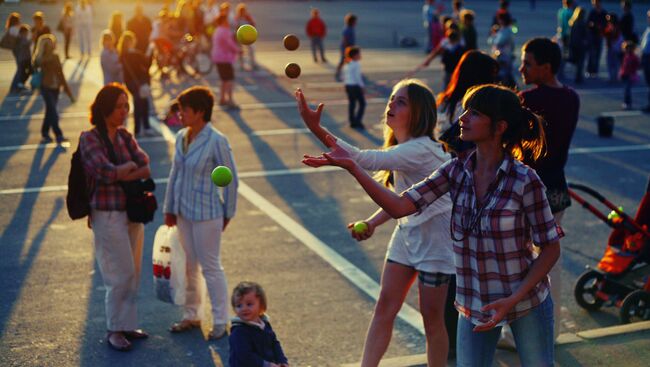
[620,290,650,324]
[574,270,605,311]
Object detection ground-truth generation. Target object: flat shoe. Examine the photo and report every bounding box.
[169,319,200,333]
[123,329,149,339]
[107,331,132,352]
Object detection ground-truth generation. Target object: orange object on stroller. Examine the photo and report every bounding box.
[570,179,650,324]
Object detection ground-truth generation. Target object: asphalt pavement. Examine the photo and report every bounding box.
[0,1,649,366]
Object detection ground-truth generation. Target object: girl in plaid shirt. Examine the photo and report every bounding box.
[79,84,152,351]
[296,80,454,366]
[303,84,561,367]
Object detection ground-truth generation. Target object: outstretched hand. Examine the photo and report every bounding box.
[295,88,324,133]
[472,296,518,332]
[302,135,356,170]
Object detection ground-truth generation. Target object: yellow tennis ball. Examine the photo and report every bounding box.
[211,166,233,187]
[353,221,368,234]
[236,24,258,45]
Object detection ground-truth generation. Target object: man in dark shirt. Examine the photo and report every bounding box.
[126,4,153,54]
[519,37,580,343]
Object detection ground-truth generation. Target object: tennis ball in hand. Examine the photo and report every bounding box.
[236,24,258,45]
[283,34,300,51]
[353,221,369,234]
[285,63,301,78]
[211,166,233,187]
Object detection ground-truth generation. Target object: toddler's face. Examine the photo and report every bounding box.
[234,292,262,323]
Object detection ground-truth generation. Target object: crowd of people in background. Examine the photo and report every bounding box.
[2,0,650,366]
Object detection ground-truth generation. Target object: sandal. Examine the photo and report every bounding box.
[169,319,200,333]
[123,329,149,340]
[107,331,132,352]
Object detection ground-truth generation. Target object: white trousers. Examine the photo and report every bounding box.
[77,23,92,55]
[177,216,229,324]
[91,210,144,331]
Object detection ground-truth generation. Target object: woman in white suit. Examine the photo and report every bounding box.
[163,86,238,340]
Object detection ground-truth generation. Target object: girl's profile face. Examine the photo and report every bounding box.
[459,107,492,142]
[234,291,263,323]
[385,86,411,136]
[105,93,130,128]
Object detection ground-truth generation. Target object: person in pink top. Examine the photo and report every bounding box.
[620,40,641,110]
[211,14,240,109]
[306,8,327,63]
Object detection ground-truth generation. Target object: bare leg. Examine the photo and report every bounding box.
[419,281,449,367]
[360,262,417,367]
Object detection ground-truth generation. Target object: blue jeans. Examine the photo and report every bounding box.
[310,37,326,62]
[40,87,63,139]
[456,296,554,367]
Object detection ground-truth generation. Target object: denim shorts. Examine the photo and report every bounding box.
[456,295,555,367]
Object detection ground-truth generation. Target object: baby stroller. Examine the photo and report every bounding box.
[570,179,650,324]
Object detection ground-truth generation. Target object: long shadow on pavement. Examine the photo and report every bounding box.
[0,146,66,335]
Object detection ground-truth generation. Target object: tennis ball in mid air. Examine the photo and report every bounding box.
[236,24,258,45]
[285,63,301,78]
[283,34,300,51]
[211,166,233,187]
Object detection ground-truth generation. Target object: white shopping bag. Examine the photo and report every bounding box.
[152,225,186,305]
[152,225,210,323]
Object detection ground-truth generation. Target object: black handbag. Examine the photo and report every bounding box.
[121,178,157,224]
[102,129,158,223]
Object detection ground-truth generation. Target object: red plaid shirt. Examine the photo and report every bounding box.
[79,127,149,211]
[405,151,563,325]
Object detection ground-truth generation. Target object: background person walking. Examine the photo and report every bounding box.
[32,34,74,144]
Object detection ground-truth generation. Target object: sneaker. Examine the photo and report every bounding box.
[56,136,69,144]
[40,136,53,144]
[621,103,631,110]
[207,324,227,340]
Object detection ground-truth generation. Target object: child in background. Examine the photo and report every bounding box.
[343,46,366,129]
[305,8,327,63]
[11,24,31,94]
[229,282,289,367]
[620,41,640,110]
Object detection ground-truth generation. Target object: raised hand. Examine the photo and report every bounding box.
[295,88,324,131]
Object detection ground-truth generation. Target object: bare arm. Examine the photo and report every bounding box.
[302,135,416,219]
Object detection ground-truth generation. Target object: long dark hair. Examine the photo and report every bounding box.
[436,50,498,122]
[90,83,129,149]
[462,84,546,161]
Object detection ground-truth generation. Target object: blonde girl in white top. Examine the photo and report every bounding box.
[295,79,454,367]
